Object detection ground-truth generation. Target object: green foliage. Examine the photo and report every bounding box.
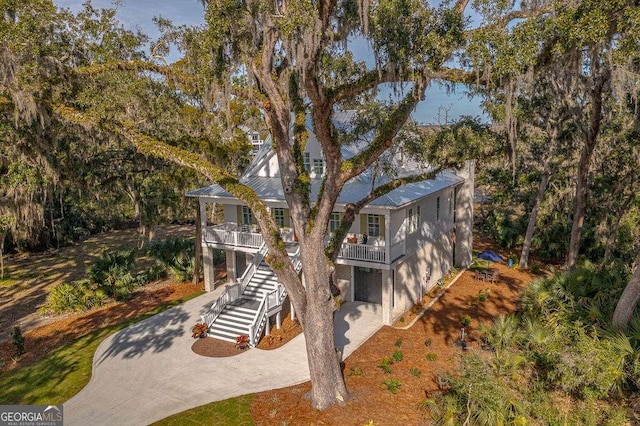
[378,357,394,374]
[381,378,401,394]
[427,266,637,424]
[424,338,432,347]
[43,280,108,314]
[392,350,403,362]
[394,337,403,347]
[149,238,206,282]
[150,395,254,426]
[348,366,364,377]
[460,315,472,327]
[426,352,438,361]
[410,367,422,377]
[11,325,25,356]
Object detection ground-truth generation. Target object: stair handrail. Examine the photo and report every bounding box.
[248,296,268,347]
[291,246,302,274]
[238,243,268,293]
[200,282,241,327]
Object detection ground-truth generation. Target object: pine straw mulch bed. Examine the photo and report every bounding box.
[0,279,203,372]
[250,263,535,426]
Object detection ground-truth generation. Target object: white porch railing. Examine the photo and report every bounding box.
[248,247,299,346]
[239,243,268,293]
[339,242,386,263]
[249,297,268,347]
[201,282,241,327]
[202,224,298,249]
[203,225,264,249]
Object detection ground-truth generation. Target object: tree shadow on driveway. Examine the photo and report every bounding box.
[96,306,190,364]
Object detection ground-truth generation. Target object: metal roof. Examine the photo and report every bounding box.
[186,170,463,209]
[186,113,465,208]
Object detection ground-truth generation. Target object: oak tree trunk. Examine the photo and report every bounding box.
[612,259,640,329]
[296,238,351,410]
[519,158,552,269]
[193,201,202,286]
[566,62,608,270]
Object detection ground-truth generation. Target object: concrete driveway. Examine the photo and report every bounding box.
[63,289,383,426]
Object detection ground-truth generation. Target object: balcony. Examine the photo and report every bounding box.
[202,224,405,264]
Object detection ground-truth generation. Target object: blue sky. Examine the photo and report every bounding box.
[54,0,485,125]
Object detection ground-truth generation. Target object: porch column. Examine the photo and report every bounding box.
[385,211,391,263]
[381,269,393,326]
[226,250,237,282]
[203,247,216,292]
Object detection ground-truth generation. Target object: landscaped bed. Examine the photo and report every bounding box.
[250,262,534,425]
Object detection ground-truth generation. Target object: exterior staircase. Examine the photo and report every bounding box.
[207,262,279,343]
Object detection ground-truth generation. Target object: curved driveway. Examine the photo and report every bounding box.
[63,287,383,426]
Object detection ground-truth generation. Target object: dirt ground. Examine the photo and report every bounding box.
[0,225,194,341]
[250,261,535,426]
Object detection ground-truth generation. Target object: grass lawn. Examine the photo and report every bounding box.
[0,292,202,405]
[151,395,254,426]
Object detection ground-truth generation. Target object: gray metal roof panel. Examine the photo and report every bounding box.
[186,171,463,208]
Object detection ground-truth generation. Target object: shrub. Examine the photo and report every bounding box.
[11,325,24,356]
[149,238,204,281]
[348,366,364,377]
[382,379,401,394]
[88,250,136,285]
[410,367,422,377]
[460,315,472,327]
[378,357,394,374]
[148,238,194,264]
[392,350,403,362]
[43,280,107,314]
[424,338,432,347]
[426,352,438,361]
[394,338,403,347]
[168,252,197,282]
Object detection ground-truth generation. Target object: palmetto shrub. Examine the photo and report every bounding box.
[149,238,204,282]
[43,280,107,314]
[426,265,637,424]
[168,252,197,282]
[88,250,136,285]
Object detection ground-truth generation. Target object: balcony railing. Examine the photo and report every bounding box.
[338,242,386,263]
[203,224,404,264]
[203,224,264,249]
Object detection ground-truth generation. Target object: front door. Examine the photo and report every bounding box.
[354,266,382,305]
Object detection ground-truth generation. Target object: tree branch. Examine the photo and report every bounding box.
[325,168,441,260]
[338,77,428,186]
[54,103,307,306]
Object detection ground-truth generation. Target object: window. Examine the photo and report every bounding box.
[453,187,458,222]
[303,152,310,172]
[329,212,340,232]
[436,197,440,221]
[273,208,285,227]
[367,214,380,237]
[242,206,253,225]
[407,205,421,233]
[313,158,324,175]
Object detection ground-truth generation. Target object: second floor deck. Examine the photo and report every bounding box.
[202,223,404,265]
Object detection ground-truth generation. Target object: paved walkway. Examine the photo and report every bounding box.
[63,287,383,426]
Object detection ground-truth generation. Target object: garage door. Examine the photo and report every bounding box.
[354,266,382,305]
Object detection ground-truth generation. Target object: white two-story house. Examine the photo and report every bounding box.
[187,121,474,345]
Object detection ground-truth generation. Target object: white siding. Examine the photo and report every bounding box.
[223,204,239,223]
